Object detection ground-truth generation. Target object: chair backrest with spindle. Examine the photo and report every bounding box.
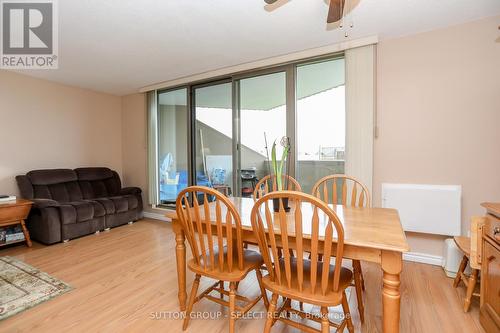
[312,174,370,207]
[176,186,244,273]
[253,174,302,201]
[250,191,345,294]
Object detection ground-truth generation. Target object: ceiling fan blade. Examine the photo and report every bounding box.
[264,0,279,4]
[327,0,345,23]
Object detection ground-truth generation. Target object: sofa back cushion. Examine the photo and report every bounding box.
[27,169,83,202]
[75,167,121,199]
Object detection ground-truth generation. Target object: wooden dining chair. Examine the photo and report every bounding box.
[251,191,355,333]
[311,174,370,322]
[252,174,302,255]
[176,186,268,333]
[253,174,302,201]
[453,216,485,312]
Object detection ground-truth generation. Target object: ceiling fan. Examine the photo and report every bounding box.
[264,0,345,23]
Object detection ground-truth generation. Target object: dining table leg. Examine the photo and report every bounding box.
[173,220,187,311]
[381,250,402,333]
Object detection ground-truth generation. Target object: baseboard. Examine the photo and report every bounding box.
[403,252,443,266]
[142,211,171,222]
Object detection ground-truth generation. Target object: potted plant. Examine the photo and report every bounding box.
[270,136,291,212]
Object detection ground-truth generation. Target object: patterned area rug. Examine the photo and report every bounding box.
[0,256,72,320]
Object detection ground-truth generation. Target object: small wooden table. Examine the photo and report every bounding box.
[167,197,410,333]
[0,199,33,247]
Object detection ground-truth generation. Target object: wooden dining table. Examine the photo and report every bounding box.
[166,197,410,333]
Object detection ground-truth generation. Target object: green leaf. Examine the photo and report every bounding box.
[271,140,277,176]
[277,145,289,191]
[269,139,291,191]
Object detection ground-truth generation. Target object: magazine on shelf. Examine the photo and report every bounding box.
[0,225,25,243]
[0,229,6,244]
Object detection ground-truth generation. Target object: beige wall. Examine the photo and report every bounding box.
[375,15,500,256]
[0,70,123,196]
[121,93,149,205]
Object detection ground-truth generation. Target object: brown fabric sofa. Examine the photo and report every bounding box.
[16,167,143,244]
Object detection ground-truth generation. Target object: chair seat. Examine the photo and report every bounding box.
[262,257,353,307]
[454,236,471,256]
[187,247,263,282]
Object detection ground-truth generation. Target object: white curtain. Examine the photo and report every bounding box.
[345,44,376,197]
[147,90,159,205]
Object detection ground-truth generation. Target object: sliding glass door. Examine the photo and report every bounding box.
[193,81,234,196]
[157,88,189,205]
[295,57,346,194]
[237,71,287,196]
[154,54,345,206]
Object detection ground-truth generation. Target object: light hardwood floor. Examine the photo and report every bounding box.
[0,219,485,333]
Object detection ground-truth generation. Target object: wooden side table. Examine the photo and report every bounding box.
[0,199,33,247]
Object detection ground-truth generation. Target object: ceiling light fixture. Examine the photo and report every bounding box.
[265,0,345,24]
[264,0,355,37]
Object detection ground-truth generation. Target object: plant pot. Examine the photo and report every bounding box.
[272,197,290,213]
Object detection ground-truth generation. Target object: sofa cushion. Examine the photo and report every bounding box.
[70,201,95,222]
[46,182,83,202]
[109,196,129,213]
[59,205,77,225]
[26,169,83,202]
[28,169,77,185]
[79,180,109,199]
[33,185,52,200]
[75,167,113,181]
[31,198,60,209]
[94,195,137,214]
[93,198,115,214]
[85,200,105,217]
[120,187,141,196]
[59,200,105,224]
[76,168,121,199]
[124,195,138,210]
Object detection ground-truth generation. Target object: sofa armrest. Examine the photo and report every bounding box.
[120,187,142,195]
[31,198,61,209]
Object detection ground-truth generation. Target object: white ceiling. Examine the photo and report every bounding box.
[12,0,500,96]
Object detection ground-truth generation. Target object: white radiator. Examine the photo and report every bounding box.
[381,183,461,236]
